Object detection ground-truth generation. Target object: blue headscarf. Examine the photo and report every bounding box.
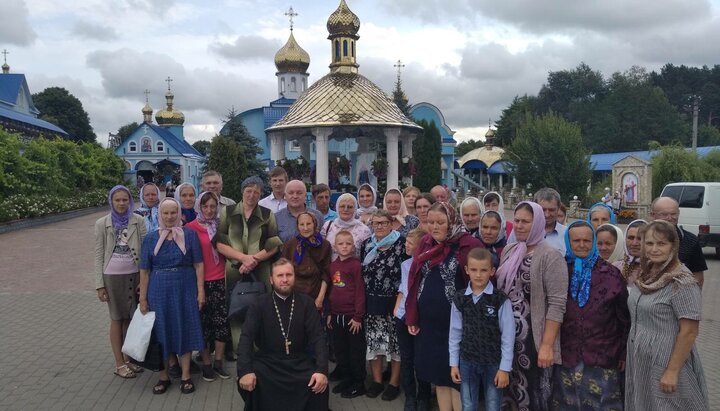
[564,220,599,308]
[108,185,134,230]
[587,203,616,225]
[363,230,401,265]
[137,183,160,232]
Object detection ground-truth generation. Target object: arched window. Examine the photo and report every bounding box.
[343,40,348,57]
[352,41,355,57]
[141,137,152,152]
[156,141,164,152]
[290,77,297,92]
[334,40,340,61]
[129,141,137,152]
[281,77,286,93]
[302,78,306,91]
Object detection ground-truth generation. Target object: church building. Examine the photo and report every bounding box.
[0,55,69,140]
[113,83,206,188]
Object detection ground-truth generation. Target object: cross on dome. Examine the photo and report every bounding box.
[144,89,150,103]
[285,6,298,31]
[394,59,405,84]
[1,49,8,64]
[165,76,173,91]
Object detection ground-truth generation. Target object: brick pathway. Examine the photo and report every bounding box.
[0,211,717,410]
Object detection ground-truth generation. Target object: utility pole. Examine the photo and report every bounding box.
[692,95,700,152]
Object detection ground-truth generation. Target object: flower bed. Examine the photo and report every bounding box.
[0,189,114,222]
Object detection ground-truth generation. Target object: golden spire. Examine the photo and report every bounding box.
[275,7,310,74]
[327,0,360,74]
[155,77,185,126]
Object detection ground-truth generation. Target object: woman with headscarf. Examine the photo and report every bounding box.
[214,176,283,352]
[321,193,371,260]
[360,209,407,401]
[587,203,616,230]
[357,183,378,225]
[175,182,197,225]
[95,185,147,379]
[478,211,507,268]
[612,219,647,287]
[481,191,513,238]
[596,223,625,264]
[282,211,332,310]
[414,192,436,232]
[405,202,481,411]
[459,197,482,236]
[139,198,205,394]
[403,186,421,216]
[383,188,420,237]
[135,182,160,232]
[552,221,629,410]
[496,201,569,411]
[186,191,231,381]
[625,220,708,410]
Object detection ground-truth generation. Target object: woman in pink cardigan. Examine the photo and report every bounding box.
[496,201,568,411]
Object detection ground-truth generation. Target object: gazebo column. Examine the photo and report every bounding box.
[269,132,285,164]
[385,128,400,190]
[499,174,504,189]
[314,128,330,185]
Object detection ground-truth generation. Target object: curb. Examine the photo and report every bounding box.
[0,206,107,235]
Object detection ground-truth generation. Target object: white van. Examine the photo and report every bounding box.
[660,182,720,256]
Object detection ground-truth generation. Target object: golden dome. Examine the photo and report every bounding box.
[457,145,505,169]
[327,0,360,37]
[155,90,185,126]
[485,128,495,138]
[142,102,153,116]
[267,72,422,131]
[274,31,310,74]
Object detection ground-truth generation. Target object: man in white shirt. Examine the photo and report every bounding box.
[259,166,288,213]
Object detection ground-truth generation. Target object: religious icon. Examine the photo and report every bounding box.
[622,173,638,203]
[141,138,152,153]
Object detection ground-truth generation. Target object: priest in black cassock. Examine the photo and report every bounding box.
[237,257,329,411]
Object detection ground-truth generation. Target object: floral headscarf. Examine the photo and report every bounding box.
[294,212,324,265]
[195,191,220,264]
[108,185,134,230]
[138,183,160,232]
[637,220,695,293]
[564,221,599,308]
[154,198,186,256]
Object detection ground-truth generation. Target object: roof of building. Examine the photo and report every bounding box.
[144,123,204,159]
[591,146,720,171]
[267,72,422,132]
[0,74,24,105]
[274,31,310,74]
[0,105,68,135]
[457,145,504,169]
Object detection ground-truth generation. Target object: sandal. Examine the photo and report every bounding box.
[125,361,144,373]
[180,379,195,394]
[114,364,137,379]
[153,379,171,395]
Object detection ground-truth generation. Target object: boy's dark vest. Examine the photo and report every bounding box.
[453,288,507,365]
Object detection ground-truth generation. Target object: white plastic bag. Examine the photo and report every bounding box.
[121,307,155,361]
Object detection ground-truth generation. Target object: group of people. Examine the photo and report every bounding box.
[94,169,709,411]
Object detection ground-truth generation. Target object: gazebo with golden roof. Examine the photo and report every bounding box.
[266,0,423,189]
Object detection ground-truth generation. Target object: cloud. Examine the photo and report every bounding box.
[209,35,281,61]
[0,0,37,46]
[71,20,119,41]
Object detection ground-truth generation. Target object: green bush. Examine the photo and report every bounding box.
[0,189,109,222]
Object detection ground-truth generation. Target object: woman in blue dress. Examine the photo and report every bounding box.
[139,198,205,395]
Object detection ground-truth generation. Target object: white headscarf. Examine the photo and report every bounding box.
[383,188,410,226]
[480,191,505,214]
[459,196,482,231]
[356,183,378,217]
[597,223,625,263]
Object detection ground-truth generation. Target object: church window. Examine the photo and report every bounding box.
[343,40,348,57]
[351,41,355,57]
[129,141,137,152]
[290,77,297,92]
[302,78,306,90]
[334,40,340,61]
[156,141,164,152]
[141,137,152,153]
[281,78,286,93]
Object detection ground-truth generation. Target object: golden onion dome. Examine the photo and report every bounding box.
[326,0,360,37]
[155,90,185,126]
[142,102,153,116]
[274,31,310,74]
[485,127,495,138]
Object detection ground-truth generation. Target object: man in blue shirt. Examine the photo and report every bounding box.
[534,188,567,255]
[276,180,324,243]
[311,183,337,223]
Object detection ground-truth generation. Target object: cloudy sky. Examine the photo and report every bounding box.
[3,0,720,146]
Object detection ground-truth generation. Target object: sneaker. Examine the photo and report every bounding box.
[382,384,401,401]
[341,383,366,399]
[366,382,384,398]
[212,362,231,380]
[201,365,216,382]
[332,380,353,394]
[168,364,181,379]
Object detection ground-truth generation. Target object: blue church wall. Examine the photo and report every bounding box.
[409,102,457,188]
[238,108,269,163]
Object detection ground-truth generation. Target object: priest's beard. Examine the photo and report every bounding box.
[272,283,293,297]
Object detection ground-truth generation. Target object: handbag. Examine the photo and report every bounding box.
[228,272,266,322]
[121,307,155,361]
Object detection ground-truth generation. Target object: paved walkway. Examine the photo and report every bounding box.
[0,211,717,410]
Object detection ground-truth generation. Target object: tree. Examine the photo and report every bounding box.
[412,119,442,192]
[650,143,719,197]
[455,139,484,157]
[206,135,247,202]
[221,108,267,182]
[503,112,592,202]
[495,95,536,147]
[392,76,411,117]
[192,140,212,156]
[117,122,139,143]
[32,87,95,142]
[535,62,607,123]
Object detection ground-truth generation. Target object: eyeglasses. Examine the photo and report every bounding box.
[372,221,391,228]
[654,212,679,219]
